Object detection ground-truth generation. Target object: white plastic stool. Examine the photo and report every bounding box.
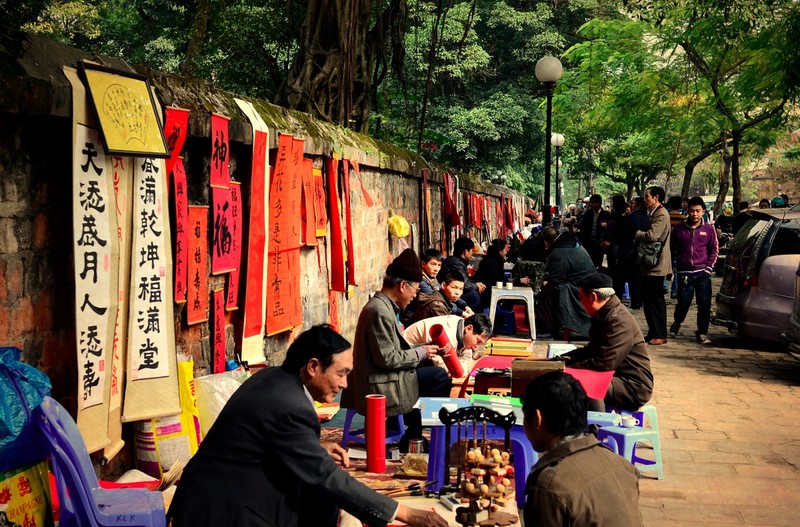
[488,287,536,340]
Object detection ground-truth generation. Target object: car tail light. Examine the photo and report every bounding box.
[743,275,758,288]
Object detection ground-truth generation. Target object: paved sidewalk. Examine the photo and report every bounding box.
[627,293,800,526]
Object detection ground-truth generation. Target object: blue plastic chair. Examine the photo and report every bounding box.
[35,396,166,527]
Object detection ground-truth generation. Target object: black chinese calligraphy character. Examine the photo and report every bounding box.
[81,142,103,176]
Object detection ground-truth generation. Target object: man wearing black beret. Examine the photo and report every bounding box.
[559,272,654,411]
[341,248,452,451]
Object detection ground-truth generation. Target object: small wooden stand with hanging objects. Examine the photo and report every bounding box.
[438,406,519,527]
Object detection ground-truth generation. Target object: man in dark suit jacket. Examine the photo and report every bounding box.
[168,325,447,527]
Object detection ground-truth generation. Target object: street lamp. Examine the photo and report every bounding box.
[535,55,563,224]
[551,133,564,211]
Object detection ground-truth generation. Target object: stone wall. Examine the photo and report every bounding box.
[0,29,529,420]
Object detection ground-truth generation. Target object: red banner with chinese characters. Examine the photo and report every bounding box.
[266,134,302,335]
[301,157,316,246]
[187,206,209,325]
[164,107,189,176]
[313,167,327,237]
[211,186,240,274]
[213,288,226,373]
[210,113,230,189]
[172,160,189,302]
[326,154,346,292]
[225,182,242,309]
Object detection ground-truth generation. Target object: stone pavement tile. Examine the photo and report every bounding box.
[712,440,777,454]
[660,502,742,524]
[685,450,750,464]
[664,438,717,451]
[664,460,736,477]
[640,504,665,523]
[661,448,694,462]
[737,506,798,527]
[733,463,800,479]
[673,429,730,441]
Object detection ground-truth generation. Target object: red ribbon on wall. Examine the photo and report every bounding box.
[327,154,346,292]
[243,129,268,339]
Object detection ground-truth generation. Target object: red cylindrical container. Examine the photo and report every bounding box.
[365,394,386,473]
[429,324,465,378]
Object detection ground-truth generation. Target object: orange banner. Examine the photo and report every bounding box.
[244,129,268,339]
[301,157,317,246]
[313,167,327,237]
[187,206,209,325]
[172,160,189,303]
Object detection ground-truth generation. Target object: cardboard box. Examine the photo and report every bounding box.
[510,359,564,398]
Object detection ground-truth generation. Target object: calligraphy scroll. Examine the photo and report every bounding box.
[122,154,179,422]
[211,186,237,274]
[301,157,316,246]
[225,183,243,310]
[105,154,133,462]
[186,206,209,325]
[326,154,346,292]
[313,167,327,237]
[234,98,269,364]
[164,107,189,176]
[172,161,189,303]
[213,288,226,373]
[266,134,302,335]
[210,113,230,189]
[341,159,357,289]
[66,65,115,454]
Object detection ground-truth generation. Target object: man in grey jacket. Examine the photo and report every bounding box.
[635,186,672,345]
[341,249,451,451]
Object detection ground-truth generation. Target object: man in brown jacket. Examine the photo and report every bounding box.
[635,186,672,345]
[560,272,653,411]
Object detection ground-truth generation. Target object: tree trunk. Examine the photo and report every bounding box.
[181,0,212,77]
[731,129,742,213]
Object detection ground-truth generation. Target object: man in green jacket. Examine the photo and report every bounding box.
[522,371,642,527]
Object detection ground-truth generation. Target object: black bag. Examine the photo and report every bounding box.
[635,241,663,268]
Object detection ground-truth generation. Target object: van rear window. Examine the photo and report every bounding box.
[769,219,800,257]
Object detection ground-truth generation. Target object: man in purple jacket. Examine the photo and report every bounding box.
[669,196,719,345]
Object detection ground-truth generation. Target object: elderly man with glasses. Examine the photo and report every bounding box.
[341,249,452,452]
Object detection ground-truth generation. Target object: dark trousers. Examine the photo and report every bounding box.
[673,272,712,335]
[462,289,482,312]
[403,362,452,438]
[642,275,667,340]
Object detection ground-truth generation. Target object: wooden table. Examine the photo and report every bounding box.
[339,495,521,527]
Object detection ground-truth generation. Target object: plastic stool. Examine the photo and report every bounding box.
[488,287,536,340]
[341,408,405,447]
[597,425,664,479]
[606,403,659,431]
[427,423,538,509]
[587,411,621,428]
[493,306,516,335]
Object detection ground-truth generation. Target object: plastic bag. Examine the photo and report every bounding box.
[1,346,52,472]
[194,367,250,438]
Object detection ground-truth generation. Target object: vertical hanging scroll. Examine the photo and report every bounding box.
[225,182,242,310]
[213,288,226,373]
[301,157,316,246]
[186,205,209,325]
[172,161,189,303]
[234,98,269,364]
[326,154,346,292]
[66,66,115,454]
[341,159,357,290]
[313,167,327,237]
[164,107,189,179]
[122,154,179,422]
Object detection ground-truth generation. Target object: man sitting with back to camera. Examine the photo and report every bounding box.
[558,272,653,412]
[522,371,643,526]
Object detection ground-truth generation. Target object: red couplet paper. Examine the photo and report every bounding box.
[243,129,268,338]
[313,167,327,237]
[211,186,239,274]
[187,206,209,325]
[328,289,340,333]
[210,113,230,189]
[564,367,615,400]
[172,160,189,303]
[213,288,226,373]
[225,183,243,309]
[326,155,346,292]
[429,324,464,378]
[341,159,356,288]
[365,394,386,473]
[301,157,316,246]
[164,107,190,176]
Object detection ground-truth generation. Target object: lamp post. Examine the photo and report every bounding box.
[551,133,564,212]
[535,55,563,225]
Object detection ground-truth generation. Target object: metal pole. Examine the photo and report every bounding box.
[543,82,555,225]
[554,145,561,212]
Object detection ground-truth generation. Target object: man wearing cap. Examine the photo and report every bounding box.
[558,272,653,411]
[341,249,452,451]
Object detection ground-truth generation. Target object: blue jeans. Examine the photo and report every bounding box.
[672,271,712,334]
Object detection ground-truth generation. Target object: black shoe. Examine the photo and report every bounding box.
[669,323,680,338]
